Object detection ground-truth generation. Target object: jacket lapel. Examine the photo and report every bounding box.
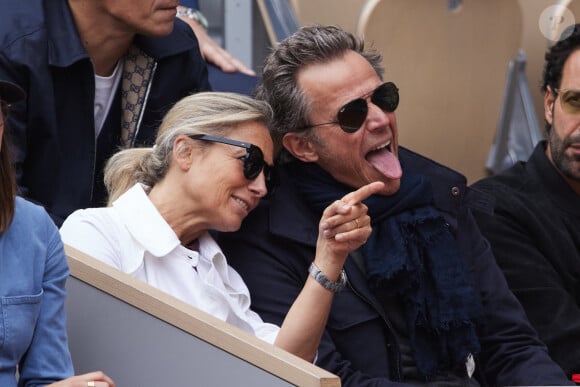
[121,45,157,148]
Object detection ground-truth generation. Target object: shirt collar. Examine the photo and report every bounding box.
[112,184,236,278]
[113,183,181,258]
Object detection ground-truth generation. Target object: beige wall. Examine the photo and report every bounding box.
[291,0,367,33]
[291,0,580,183]
[359,0,522,183]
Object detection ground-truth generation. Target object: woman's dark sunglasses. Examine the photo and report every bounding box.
[302,82,399,133]
[190,134,275,189]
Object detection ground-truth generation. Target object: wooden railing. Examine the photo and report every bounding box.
[64,245,341,387]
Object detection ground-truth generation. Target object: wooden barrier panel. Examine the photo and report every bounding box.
[64,245,341,387]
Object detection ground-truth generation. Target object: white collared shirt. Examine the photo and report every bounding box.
[60,184,279,344]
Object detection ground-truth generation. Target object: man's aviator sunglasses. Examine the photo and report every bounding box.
[190,134,274,190]
[553,88,580,115]
[301,82,399,133]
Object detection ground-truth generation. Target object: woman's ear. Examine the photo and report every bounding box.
[544,86,555,125]
[172,136,195,171]
[282,132,319,162]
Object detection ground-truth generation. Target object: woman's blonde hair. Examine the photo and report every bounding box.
[104,92,273,204]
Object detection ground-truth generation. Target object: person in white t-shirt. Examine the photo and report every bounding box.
[60,91,384,362]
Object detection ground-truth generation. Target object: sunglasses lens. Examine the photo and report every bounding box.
[373,82,399,112]
[243,146,265,180]
[244,146,278,195]
[337,98,368,133]
[335,82,399,133]
[560,90,580,114]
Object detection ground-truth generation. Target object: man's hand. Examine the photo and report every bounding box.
[316,181,384,261]
[178,11,256,76]
[46,371,115,387]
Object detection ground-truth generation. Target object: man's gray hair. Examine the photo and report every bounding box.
[255,25,384,161]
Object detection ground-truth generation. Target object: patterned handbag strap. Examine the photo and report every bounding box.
[120,45,156,148]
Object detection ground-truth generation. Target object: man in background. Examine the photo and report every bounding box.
[0,0,210,225]
[472,23,580,378]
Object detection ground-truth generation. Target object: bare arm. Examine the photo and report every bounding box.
[274,181,384,361]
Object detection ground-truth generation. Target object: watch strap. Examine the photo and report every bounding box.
[176,7,209,30]
[308,262,347,293]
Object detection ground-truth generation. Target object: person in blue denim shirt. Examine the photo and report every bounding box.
[0,80,114,387]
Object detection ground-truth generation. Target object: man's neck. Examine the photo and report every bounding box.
[68,0,134,76]
[545,145,580,195]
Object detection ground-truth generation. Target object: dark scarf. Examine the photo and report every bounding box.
[285,160,481,378]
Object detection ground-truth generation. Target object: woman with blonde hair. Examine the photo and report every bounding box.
[61,91,383,361]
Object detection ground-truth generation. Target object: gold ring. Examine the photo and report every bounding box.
[354,218,360,229]
[88,382,96,387]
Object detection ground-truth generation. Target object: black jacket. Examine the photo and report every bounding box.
[0,0,210,225]
[218,147,571,386]
[472,141,580,377]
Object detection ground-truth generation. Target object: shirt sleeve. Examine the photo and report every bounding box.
[60,209,124,270]
[245,307,280,345]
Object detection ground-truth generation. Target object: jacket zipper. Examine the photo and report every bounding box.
[346,279,403,381]
[131,61,157,147]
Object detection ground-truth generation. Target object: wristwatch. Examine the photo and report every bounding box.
[176,7,209,30]
[308,262,347,293]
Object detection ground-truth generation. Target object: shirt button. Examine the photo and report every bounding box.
[451,186,460,197]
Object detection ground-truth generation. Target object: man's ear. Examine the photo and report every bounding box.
[544,86,555,125]
[282,132,319,162]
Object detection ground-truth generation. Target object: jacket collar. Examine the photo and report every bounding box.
[45,0,88,67]
[399,147,493,215]
[45,0,196,68]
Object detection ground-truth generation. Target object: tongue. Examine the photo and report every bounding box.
[367,149,403,179]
